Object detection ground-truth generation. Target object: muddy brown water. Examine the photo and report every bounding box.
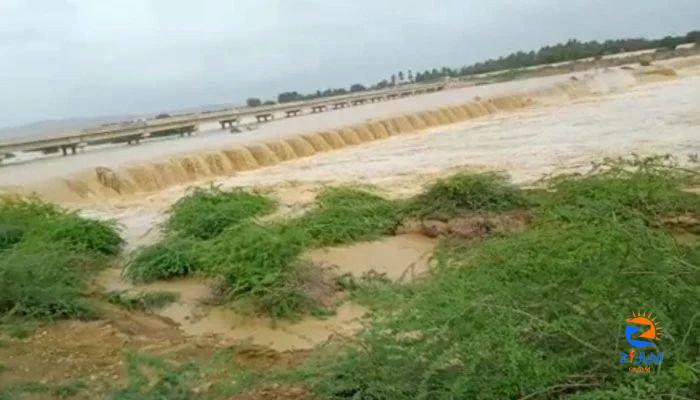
[95,234,437,352]
[306,234,438,282]
[97,269,364,352]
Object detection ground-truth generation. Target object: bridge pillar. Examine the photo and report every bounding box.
[219,118,239,129]
[179,127,194,137]
[59,144,78,155]
[255,114,273,122]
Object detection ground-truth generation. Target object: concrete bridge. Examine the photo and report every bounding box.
[0,81,447,163]
[0,121,197,161]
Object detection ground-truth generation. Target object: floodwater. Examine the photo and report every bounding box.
[95,235,438,350]
[61,62,700,248]
[306,234,438,282]
[43,57,700,353]
[212,73,699,188]
[3,59,696,203]
[96,268,366,352]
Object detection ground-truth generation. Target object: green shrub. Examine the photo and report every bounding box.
[407,172,528,219]
[0,320,38,339]
[44,216,123,256]
[106,291,179,312]
[0,242,97,320]
[106,354,197,400]
[0,196,62,223]
[52,380,88,398]
[0,379,87,400]
[165,186,276,240]
[124,238,200,283]
[0,224,23,252]
[121,185,405,318]
[298,187,402,246]
[0,199,55,252]
[310,159,700,399]
[106,351,256,400]
[0,382,51,400]
[200,222,312,318]
[0,198,122,255]
[0,199,122,322]
[543,155,700,224]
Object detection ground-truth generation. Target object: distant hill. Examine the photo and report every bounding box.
[0,101,242,142]
[0,115,137,141]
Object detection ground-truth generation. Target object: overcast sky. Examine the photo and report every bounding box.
[0,0,698,129]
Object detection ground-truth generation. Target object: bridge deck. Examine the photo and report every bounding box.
[0,81,446,161]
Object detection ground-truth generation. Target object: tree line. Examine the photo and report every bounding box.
[246,30,699,107]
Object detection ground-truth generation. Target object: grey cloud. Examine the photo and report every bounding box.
[0,0,698,128]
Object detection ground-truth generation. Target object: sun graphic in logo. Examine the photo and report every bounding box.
[625,310,662,348]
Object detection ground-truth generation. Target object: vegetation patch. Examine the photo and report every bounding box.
[0,243,97,320]
[0,198,122,255]
[0,198,122,324]
[0,379,87,399]
[406,172,528,220]
[106,351,256,400]
[165,186,276,240]
[305,157,700,399]
[124,185,404,318]
[123,181,525,318]
[106,290,179,312]
[200,222,314,319]
[298,186,402,246]
[0,320,38,339]
[124,238,201,283]
[0,382,50,400]
[52,380,88,398]
[540,156,700,224]
[0,225,23,252]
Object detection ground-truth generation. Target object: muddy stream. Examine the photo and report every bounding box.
[96,234,437,352]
